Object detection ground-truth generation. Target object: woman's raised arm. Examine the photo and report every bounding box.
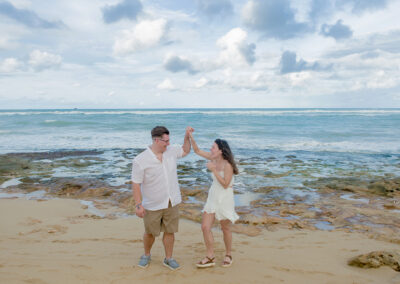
[189,132,212,160]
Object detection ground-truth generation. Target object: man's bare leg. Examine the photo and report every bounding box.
[163,232,174,259]
[144,233,155,255]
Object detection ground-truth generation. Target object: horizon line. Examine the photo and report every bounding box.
[1,107,400,110]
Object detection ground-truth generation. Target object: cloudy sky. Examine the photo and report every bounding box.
[0,0,399,109]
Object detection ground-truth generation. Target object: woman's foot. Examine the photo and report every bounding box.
[222,255,233,267]
[196,256,215,268]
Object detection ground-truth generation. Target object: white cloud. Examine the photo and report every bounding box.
[217,28,256,67]
[0,36,17,50]
[0,1,399,108]
[287,71,312,86]
[366,70,397,89]
[28,50,62,71]
[194,77,209,88]
[113,18,169,56]
[222,70,270,91]
[157,78,175,90]
[0,57,22,73]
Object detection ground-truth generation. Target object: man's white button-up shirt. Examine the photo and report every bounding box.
[131,145,184,211]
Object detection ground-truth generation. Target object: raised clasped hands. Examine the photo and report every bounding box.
[186,126,194,138]
[186,126,194,134]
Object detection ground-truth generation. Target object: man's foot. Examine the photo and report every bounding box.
[163,258,180,270]
[196,256,215,268]
[138,254,151,268]
[222,255,233,268]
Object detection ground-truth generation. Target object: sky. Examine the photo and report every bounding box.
[0,0,399,109]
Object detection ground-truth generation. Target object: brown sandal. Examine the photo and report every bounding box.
[222,255,233,267]
[196,256,215,268]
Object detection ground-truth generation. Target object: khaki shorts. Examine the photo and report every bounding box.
[143,201,179,237]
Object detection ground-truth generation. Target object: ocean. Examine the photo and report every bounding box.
[1,108,399,208]
[1,108,399,153]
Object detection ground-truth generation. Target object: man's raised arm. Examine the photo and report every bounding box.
[182,126,193,157]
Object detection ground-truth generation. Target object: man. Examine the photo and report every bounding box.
[131,126,192,270]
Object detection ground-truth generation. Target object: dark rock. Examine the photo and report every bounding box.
[0,156,30,175]
[264,171,290,178]
[253,186,283,193]
[43,178,115,197]
[348,251,400,271]
[285,155,297,159]
[304,177,400,197]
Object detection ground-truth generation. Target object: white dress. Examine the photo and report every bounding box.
[202,171,239,223]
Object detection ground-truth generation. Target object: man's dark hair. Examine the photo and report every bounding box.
[151,126,169,138]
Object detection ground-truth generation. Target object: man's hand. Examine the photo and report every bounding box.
[186,126,194,136]
[182,126,193,157]
[135,204,145,218]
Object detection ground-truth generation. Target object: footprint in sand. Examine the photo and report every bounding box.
[20,218,42,226]
[23,278,48,284]
[18,224,68,236]
[18,229,42,236]
[46,225,68,234]
[127,239,142,243]
[272,266,334,276]
[71,264,92,269]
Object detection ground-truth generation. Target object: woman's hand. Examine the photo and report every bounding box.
[186,126,194,136]
[206,161,217,172]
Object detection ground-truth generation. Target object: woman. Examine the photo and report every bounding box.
[189,132,239,268]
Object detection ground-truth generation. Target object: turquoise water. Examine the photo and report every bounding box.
[1,108,399,154]
[1,109,399,196]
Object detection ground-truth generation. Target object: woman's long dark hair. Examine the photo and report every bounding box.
[215,139,239,175]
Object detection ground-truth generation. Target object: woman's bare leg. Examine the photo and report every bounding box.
[220,219,232,262]
[200,212,215,262]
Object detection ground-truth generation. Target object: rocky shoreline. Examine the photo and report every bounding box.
[1,150,399,241]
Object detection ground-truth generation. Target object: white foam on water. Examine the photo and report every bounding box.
[0,189,48,200]
[0,178,22,188]
[0,192,23,199]
[340,194,369,204]
[232,139,400,154]
[1,109,400,116]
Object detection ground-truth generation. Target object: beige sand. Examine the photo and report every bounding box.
[0,198,399,284]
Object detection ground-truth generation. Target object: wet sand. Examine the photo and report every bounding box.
[1,198,399,284]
